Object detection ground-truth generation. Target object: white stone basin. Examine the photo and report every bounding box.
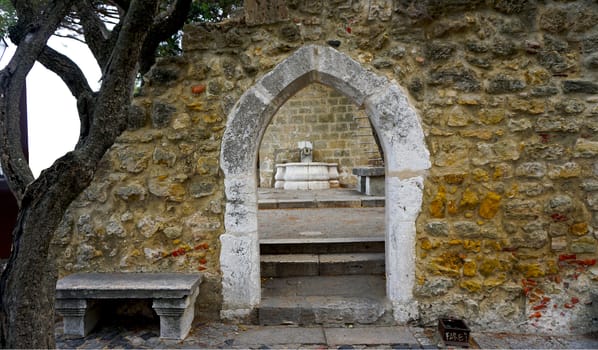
[274,162,339,190]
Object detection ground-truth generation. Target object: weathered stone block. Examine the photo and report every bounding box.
[548,162,581,179]
[551,236,567,251]
[486,75,526,94]
[570,237,597,253]
[573,139,598,158]
[504,199,541,219]
[515,162,546,178]
[558,99,586,115]
[453,221,481,238]
[428,65,481,92]
[536,116,580,133]
[425,42,455,61]
[563,80,598,94]
[425,221,449,236]
[152,102,176,129]
[539,6,567,33]
[545,195,574,214]
[587,192,598,211]
[530,85,559,97]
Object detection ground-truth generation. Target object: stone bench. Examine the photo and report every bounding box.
[352,167,385,196]
[56,273,201,340]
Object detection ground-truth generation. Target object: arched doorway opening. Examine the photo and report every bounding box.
[219,45,430,322]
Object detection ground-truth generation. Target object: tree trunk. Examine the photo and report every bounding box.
[0,153,96,348]
[0,0,171,347]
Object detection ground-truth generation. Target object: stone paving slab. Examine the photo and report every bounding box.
[258,207,384,242]
[233,325,326,345]
[56,321,598,349]
[325,326,419,346]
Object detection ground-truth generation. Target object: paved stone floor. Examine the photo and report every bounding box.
[56,320,598,349]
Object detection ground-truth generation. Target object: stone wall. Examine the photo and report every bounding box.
[258,83,380,187]
[52,0,598,333]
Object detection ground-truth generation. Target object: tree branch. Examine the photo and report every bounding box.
[0,0,76,204]
[78,0,159,159]
[37,46,94,99]
[139,0,192,76]
[74,0,112,67]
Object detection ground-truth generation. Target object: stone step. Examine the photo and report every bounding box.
[261,253,385,277]
[259,275,393,326]
[260,240,384,254]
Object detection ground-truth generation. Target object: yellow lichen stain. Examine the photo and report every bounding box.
[429,186,446,218]
[172,239,181,245]
[506,184,518,198]
[570,222,588,236]
[472,168,489,182]
[131,249,141,257]
[157,174,168,181]
[168,183,187,200]
[479,258,500,277]
[417,275,426,286]
[479,109,505,124]
[186,102,204,111]
[463,260,477,277]
[447,200,459,215]
[457,96,480,105]
[444,174,466,185]
[546,260,559,275]
[429,252,463,277]
[517,263,545,278]
[463,240,481,252]
[94,250,103,258]
[479,192,501,219]
[421,238,434,250]
[460,188,479,209]
[483,240,502,251]
[483,273,506,288]
[464,212,474,218]
[448,239,463,246]
[459,279,482,293]
[492,167,504,179]
[203,114,220,124]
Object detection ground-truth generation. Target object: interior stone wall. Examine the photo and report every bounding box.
[258,83,380,188]
[52,0,598,333]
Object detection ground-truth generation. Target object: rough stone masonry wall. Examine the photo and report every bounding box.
[258,83,380,187]
[52,0,598,332]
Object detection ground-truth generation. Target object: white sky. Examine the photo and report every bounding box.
[1,36,100,177]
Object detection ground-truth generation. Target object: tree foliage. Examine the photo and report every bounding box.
[0,1,16,39]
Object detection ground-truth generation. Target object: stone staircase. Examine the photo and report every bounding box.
[257,192,392,326]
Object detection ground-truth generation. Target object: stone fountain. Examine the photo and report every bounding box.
[274,141,339,190]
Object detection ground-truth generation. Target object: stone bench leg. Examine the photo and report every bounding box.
[56,299,100,337]
[152,288,199,340]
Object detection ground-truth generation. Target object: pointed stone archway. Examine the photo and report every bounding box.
[219,45,430,322]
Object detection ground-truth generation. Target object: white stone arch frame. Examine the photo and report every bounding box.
[219,45,430,322]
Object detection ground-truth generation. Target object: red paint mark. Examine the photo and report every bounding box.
[571,297,579,304]
[539,133,550,143]
[529,312,542,318]
[199,257,208,265]
[533,304,547,311]
[564,303,574,309]
[197,266,207,271]
[194,242,209,250]
[346,27,352,34]
[191,85,206,94]
[551,213,568,222]
[559,254,577,261]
